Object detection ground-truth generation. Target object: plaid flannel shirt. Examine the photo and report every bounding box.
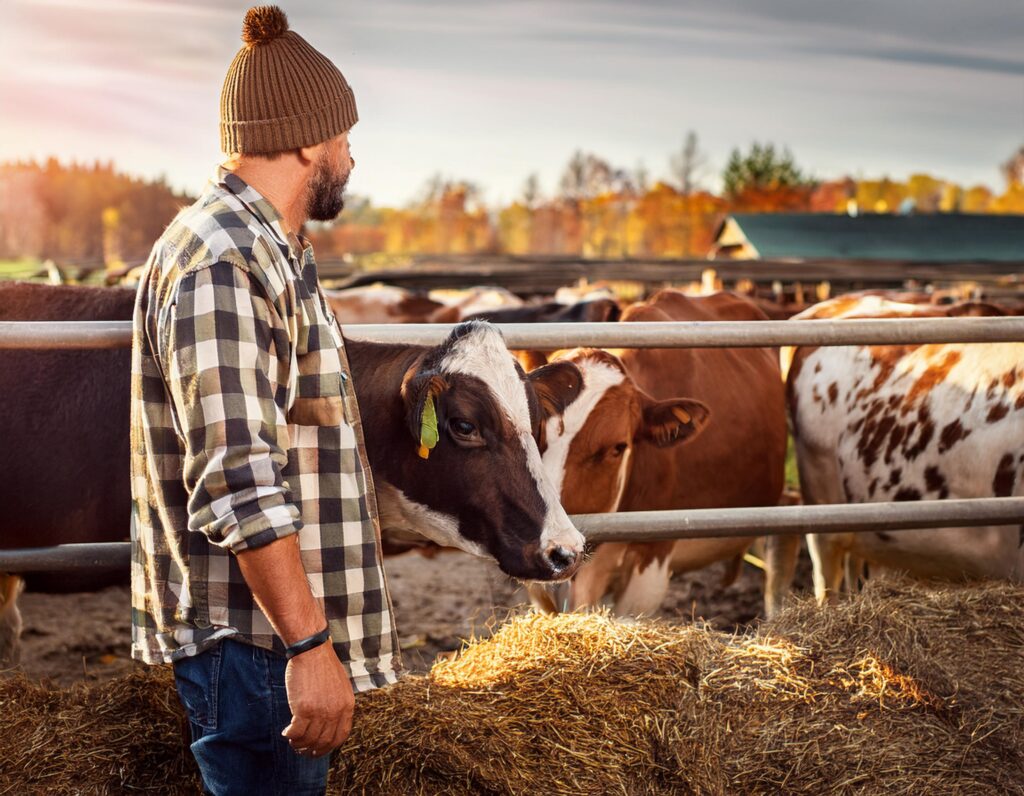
[129,166,400,692]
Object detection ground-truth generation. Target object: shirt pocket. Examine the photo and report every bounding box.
[281,308,368,603]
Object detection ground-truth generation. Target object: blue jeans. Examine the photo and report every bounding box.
[173,638,331,795]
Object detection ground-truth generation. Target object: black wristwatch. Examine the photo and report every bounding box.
[284,625,331,660]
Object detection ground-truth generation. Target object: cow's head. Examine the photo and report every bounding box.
[380,322,586,581]
[539,349,710,514]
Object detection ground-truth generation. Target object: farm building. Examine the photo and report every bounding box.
[710,212,1024,262]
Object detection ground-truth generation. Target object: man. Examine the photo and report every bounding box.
[129,6,400,794]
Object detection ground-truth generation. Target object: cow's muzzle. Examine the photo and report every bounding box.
[537,542,583,581]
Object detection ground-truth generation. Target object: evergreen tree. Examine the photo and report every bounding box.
[722,142,806,199]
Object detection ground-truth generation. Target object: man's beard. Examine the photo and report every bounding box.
[305,151,349,221]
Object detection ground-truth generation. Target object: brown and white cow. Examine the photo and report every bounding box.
[323,283,445,324]
[776,295,1024,607]
[0,283,585,664]
[529,289,788,616]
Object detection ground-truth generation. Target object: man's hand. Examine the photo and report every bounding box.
[282,642,355,758]
[236,534,354,758]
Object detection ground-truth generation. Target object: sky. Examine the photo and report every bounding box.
[2,0,1022,207]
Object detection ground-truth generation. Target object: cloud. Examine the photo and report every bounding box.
[2,0,1020,203]
[826,46,1024,77]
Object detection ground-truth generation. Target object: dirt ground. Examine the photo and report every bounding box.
[4,548,813,688]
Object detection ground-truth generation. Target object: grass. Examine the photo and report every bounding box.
[0,259,109,285]
[0,258,43,281]
[785,433,800,491]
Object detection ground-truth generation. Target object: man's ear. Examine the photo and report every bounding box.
[297,141,321,166]
[640,393,710,447]
[401,360,448,445]
[527,360,583,420]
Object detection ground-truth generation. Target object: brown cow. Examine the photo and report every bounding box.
[0,282,137,664]
[0,281,138,592]
[529,289,788,615]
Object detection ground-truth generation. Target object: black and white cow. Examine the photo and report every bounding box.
[0,283,585,663]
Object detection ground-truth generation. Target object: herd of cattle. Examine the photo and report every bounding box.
[1,278,1022,665]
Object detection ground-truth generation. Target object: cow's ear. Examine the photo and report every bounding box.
[427,304,461,324]
[579,298,621,323]
[516,350,549,371]
[640,395,710,447]
[527,360,583,420]
[401,362,448,445]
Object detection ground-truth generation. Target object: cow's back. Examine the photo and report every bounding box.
[0,282,136,590]
[616,290,787,512]
[789,297,1024,499]
[788,296,1024,583]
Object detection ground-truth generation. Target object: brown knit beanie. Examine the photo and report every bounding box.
[220,5,358,155]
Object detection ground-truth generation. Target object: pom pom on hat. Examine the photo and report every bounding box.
[241,5,289,45]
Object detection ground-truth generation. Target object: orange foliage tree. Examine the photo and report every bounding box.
[7,141,1024,268]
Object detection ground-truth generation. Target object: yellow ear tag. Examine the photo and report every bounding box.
[671,406,692,424]
[418,394,439,460]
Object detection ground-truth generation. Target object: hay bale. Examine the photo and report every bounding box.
[0,667,200,794]
[334,578,1024,795]
[1,578,1022,795]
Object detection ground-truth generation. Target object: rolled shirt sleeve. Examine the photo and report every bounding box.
[163,260,301,552]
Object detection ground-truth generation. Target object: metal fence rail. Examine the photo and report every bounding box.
[3,497,1023,572]
[0,542,129,573]
[3,316,1024,350]
[2,317,1023,574]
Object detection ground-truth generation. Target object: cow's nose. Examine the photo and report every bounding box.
[543,545,579,575]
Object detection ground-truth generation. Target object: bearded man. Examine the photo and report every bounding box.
[129,6,400,794]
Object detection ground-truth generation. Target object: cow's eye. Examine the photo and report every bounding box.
[609,442,628,458]
[448,418,484,447]
[451,419,476,436]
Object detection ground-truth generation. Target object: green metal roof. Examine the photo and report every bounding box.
[724,213,1024,262]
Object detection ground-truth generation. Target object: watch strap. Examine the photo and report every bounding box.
[284,625,331,660]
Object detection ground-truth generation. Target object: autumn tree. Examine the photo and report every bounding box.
[1001,146,1024,187]
[304,195,386,256]
[557,152,638,256]
[521,173,542,209]
[559,151,588,201]
[670,131,706,196]
[0,158,187,269]
[961,185,993,213]
[633,162,649,195]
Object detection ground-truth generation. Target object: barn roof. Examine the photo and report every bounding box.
[712,213,1024,262]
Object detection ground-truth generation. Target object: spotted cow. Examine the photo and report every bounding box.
[528,289,788,616]
[773,295,1024,607]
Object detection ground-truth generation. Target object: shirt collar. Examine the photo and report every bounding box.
[211,165,312,263]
